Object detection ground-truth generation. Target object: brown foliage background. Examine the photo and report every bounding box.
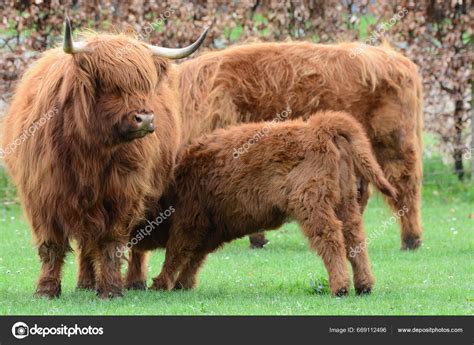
[0,0,472,177]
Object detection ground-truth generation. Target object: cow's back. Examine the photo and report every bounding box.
[177,41,421,147]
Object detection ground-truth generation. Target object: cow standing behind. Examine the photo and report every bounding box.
[177,42,423,250]
[125,41,423,289]
[148,111,397,296]
[0,19,207,298]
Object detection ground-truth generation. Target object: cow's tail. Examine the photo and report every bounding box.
[310,111,398,200]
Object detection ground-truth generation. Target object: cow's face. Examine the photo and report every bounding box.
[69,35,165,146]
[94,91,157,145]
[61,17,208,146]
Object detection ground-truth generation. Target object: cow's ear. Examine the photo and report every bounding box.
[152,56,170,84]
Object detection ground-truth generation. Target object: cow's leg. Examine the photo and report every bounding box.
[388,170,422,250]
[76,249,96,290]
[369,98,423,250]
[35,241,69,298]
[375,143,422,250]
[93,239,124,299]
[124,248,148,290]
[341,198,375,295]
[249,233,269,249]
[294,186,350,296]
[173,251,208,290]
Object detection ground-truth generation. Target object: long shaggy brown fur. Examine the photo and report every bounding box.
[179,41,422,248]
[148,111,396,296]
[125,40,423,287]
[1,33,181,298]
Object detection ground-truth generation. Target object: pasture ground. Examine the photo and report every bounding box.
[0,155,472,315]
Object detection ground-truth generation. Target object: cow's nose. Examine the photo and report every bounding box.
[134,113,155,132]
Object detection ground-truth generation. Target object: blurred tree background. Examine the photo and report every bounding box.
[0,0,472,180]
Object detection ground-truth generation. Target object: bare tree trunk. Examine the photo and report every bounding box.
[471,81,474,179]
[453,99,465,180]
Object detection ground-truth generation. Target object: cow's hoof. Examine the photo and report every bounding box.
[35,284,61,299]
[96,288,123,299]
[125,280,147,291]
[76,280,96,291]
[249,234,269,249]
[355,286,372,295]
[334,287,349,297]
[401,236,422,251]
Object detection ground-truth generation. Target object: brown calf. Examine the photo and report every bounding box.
[149,111,397,296]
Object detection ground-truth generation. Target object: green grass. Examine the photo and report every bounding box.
[0,171,472,315]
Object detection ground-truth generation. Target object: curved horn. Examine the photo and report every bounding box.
[146,27,209,59]
[63,16,88,54]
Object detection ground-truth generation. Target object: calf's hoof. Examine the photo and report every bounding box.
[150,277,173,291]
[125,280,147,291]
[401,235,422,251]
[334,287,349,297]
[174,279,197,290]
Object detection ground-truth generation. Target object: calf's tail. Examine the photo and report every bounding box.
[310,111,398,201]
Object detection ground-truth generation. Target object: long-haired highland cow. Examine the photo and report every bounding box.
[0,18,207,298]
[147,111,397,296]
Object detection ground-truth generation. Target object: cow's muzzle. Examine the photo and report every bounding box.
[125,113,155,140]
[134,113,155,133]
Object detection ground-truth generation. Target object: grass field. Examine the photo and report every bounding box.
[0,156,472,315]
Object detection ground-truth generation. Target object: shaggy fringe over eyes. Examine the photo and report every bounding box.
[32,31,167,125]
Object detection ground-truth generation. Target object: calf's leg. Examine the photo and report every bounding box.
[294,186,350,296]
[356,177,371,214]
[173,251,208,290]
[150,248,192,291]
[340,199,375,295]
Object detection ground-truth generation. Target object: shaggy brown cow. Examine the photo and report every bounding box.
[0,18,207,298]
[176,41,423,250]
[147,111,397,296]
